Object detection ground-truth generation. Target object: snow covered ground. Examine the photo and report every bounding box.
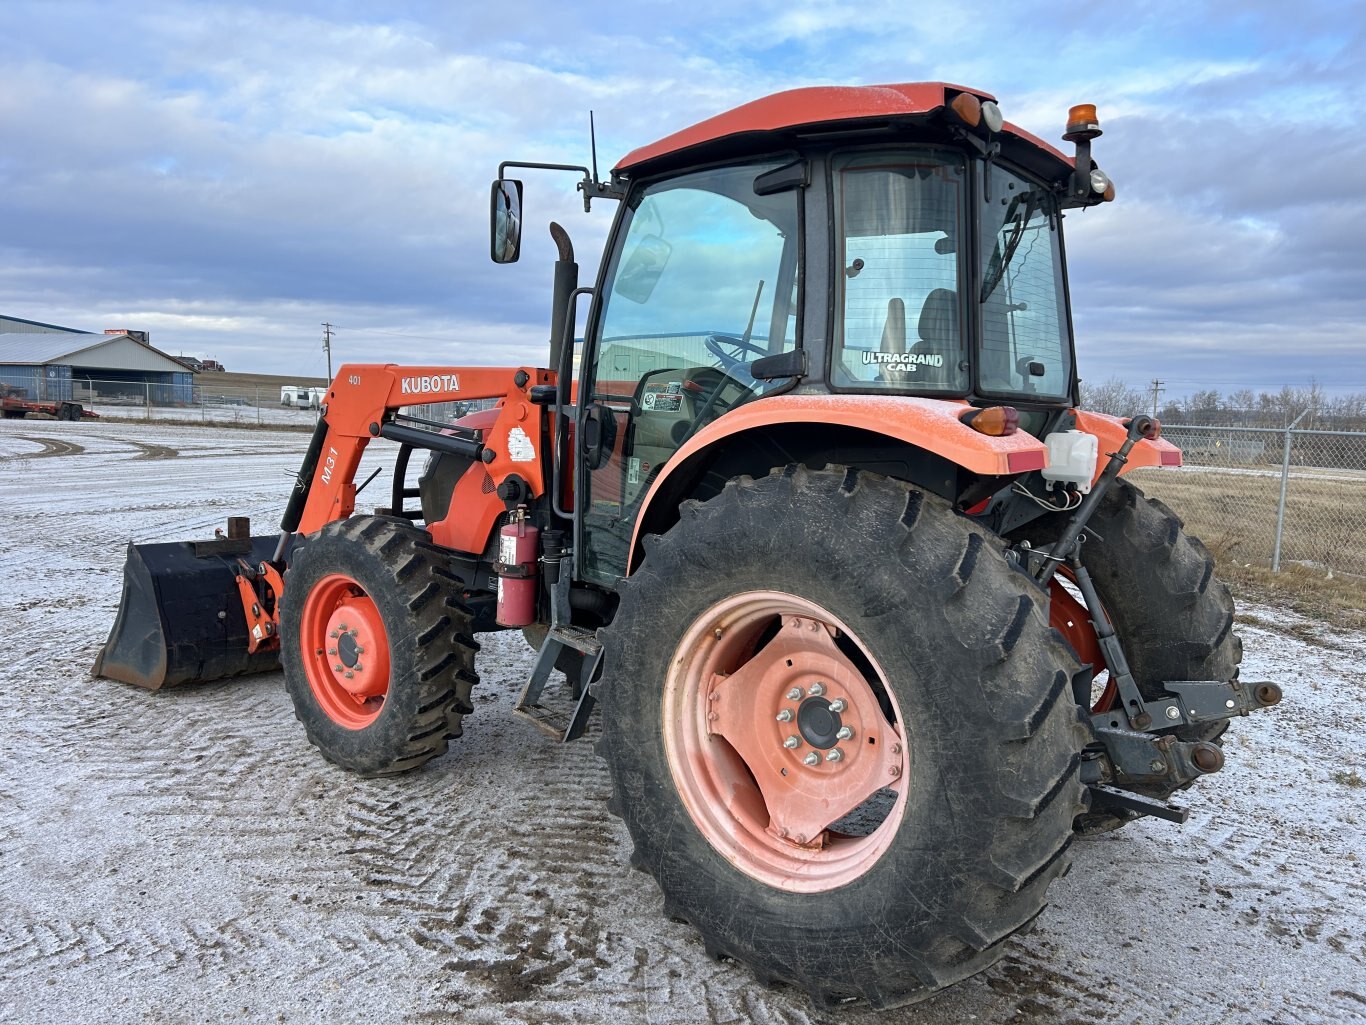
[1,418,1363,1025]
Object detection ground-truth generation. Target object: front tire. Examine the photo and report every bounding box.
[599,466,1089,1007]
[280,516,478,776]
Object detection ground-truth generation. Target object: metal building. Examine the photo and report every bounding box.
[0,315,196,405]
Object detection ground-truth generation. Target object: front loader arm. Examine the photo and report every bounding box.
[294,363,554,535]
[236,362,554,652]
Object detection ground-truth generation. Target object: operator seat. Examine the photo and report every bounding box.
[911,287,958,386]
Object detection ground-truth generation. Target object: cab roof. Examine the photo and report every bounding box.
[614,81,1072,178]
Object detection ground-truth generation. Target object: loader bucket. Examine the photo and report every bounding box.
[93,536,283,689]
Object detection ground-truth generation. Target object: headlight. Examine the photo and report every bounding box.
[1089,168,1111,193]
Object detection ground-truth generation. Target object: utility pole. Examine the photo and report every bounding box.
[1149,378,1165,419]
[322,322,333,382]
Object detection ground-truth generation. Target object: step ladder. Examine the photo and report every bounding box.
[511,624,601,742]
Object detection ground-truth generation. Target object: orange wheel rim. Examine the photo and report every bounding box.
[662,591,909,893]
[300,573,392,729]
[1049,569,1116,713]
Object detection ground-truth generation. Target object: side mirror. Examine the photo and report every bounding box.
[490,179,524,263]
[613,234,672,304]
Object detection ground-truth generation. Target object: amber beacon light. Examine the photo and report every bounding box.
[1064,103,1102,142]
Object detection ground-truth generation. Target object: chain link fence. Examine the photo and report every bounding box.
[1130,424,1366,579]
[2,375,499,428]
[0,374,323,426]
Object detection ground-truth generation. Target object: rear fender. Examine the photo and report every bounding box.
[1072,409,1182,481]
[627,394,1048,573]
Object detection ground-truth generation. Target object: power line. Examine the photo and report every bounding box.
[322,322,333,382]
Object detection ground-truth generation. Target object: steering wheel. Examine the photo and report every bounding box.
[705,333,768,375]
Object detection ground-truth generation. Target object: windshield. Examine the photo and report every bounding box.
[593,161,800,399]
[832,149,968,393]
[978,163,1071,399]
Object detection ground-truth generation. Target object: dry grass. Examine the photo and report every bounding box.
[1223,561,1366,634]
[1132,465,1366,577]
[1128,466,1366,633]
[1129,469,1366,632]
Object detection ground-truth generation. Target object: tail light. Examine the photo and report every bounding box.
[959,406,1020,437]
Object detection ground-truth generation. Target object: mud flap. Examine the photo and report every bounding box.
[93,537,283,689]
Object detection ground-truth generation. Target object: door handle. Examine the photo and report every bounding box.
[582,402,619,470]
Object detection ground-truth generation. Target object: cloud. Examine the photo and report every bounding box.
[0,0,1361,397]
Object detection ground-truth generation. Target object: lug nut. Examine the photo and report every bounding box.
[828,698,847,713]
[350,629,359,637]
[826,748,843,763]
[776,709,794,722]
[808,683,826,697]
[329,630,339,639]
[328,647,337,656]
[787,688,803,701]
[836,726,853,740]
[345,671,355,680]
[354,663,363,672]
[338,624,348,632]
[783,736,801,749]
[1165,706,1181,720]
[334,664,344,672]
[355,646,365,655]
[888,764,901,778]
[803,752,820,766]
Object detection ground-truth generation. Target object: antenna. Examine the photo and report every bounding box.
[590,110,600,185]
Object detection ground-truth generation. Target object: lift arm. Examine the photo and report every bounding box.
[293,363,554,535]
[235,362,555,652]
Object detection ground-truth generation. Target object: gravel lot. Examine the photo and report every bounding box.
[2,419,1363,1025]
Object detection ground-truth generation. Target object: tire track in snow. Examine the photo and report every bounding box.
[10,434,86,458]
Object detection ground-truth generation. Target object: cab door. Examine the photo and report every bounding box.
[576,160,803,586]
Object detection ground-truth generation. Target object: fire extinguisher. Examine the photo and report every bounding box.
[495,507,539,627]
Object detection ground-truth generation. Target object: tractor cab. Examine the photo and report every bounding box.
[492,83,1116,583]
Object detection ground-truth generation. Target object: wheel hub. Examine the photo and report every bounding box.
[696,609,906,861]
[797,695,841,749]
[664,593,909,892]
[300,573,393,729]
[337,631,360,668]
[324,602,386,699]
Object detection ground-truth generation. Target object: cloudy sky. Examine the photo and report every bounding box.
[1,1,1362,395]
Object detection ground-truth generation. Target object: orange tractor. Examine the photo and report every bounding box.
[95,83,1280,1007]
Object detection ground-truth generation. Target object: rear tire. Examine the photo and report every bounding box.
[280,516,478,776]
[599,466,1089,1007]
[1014,478,1241,832]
